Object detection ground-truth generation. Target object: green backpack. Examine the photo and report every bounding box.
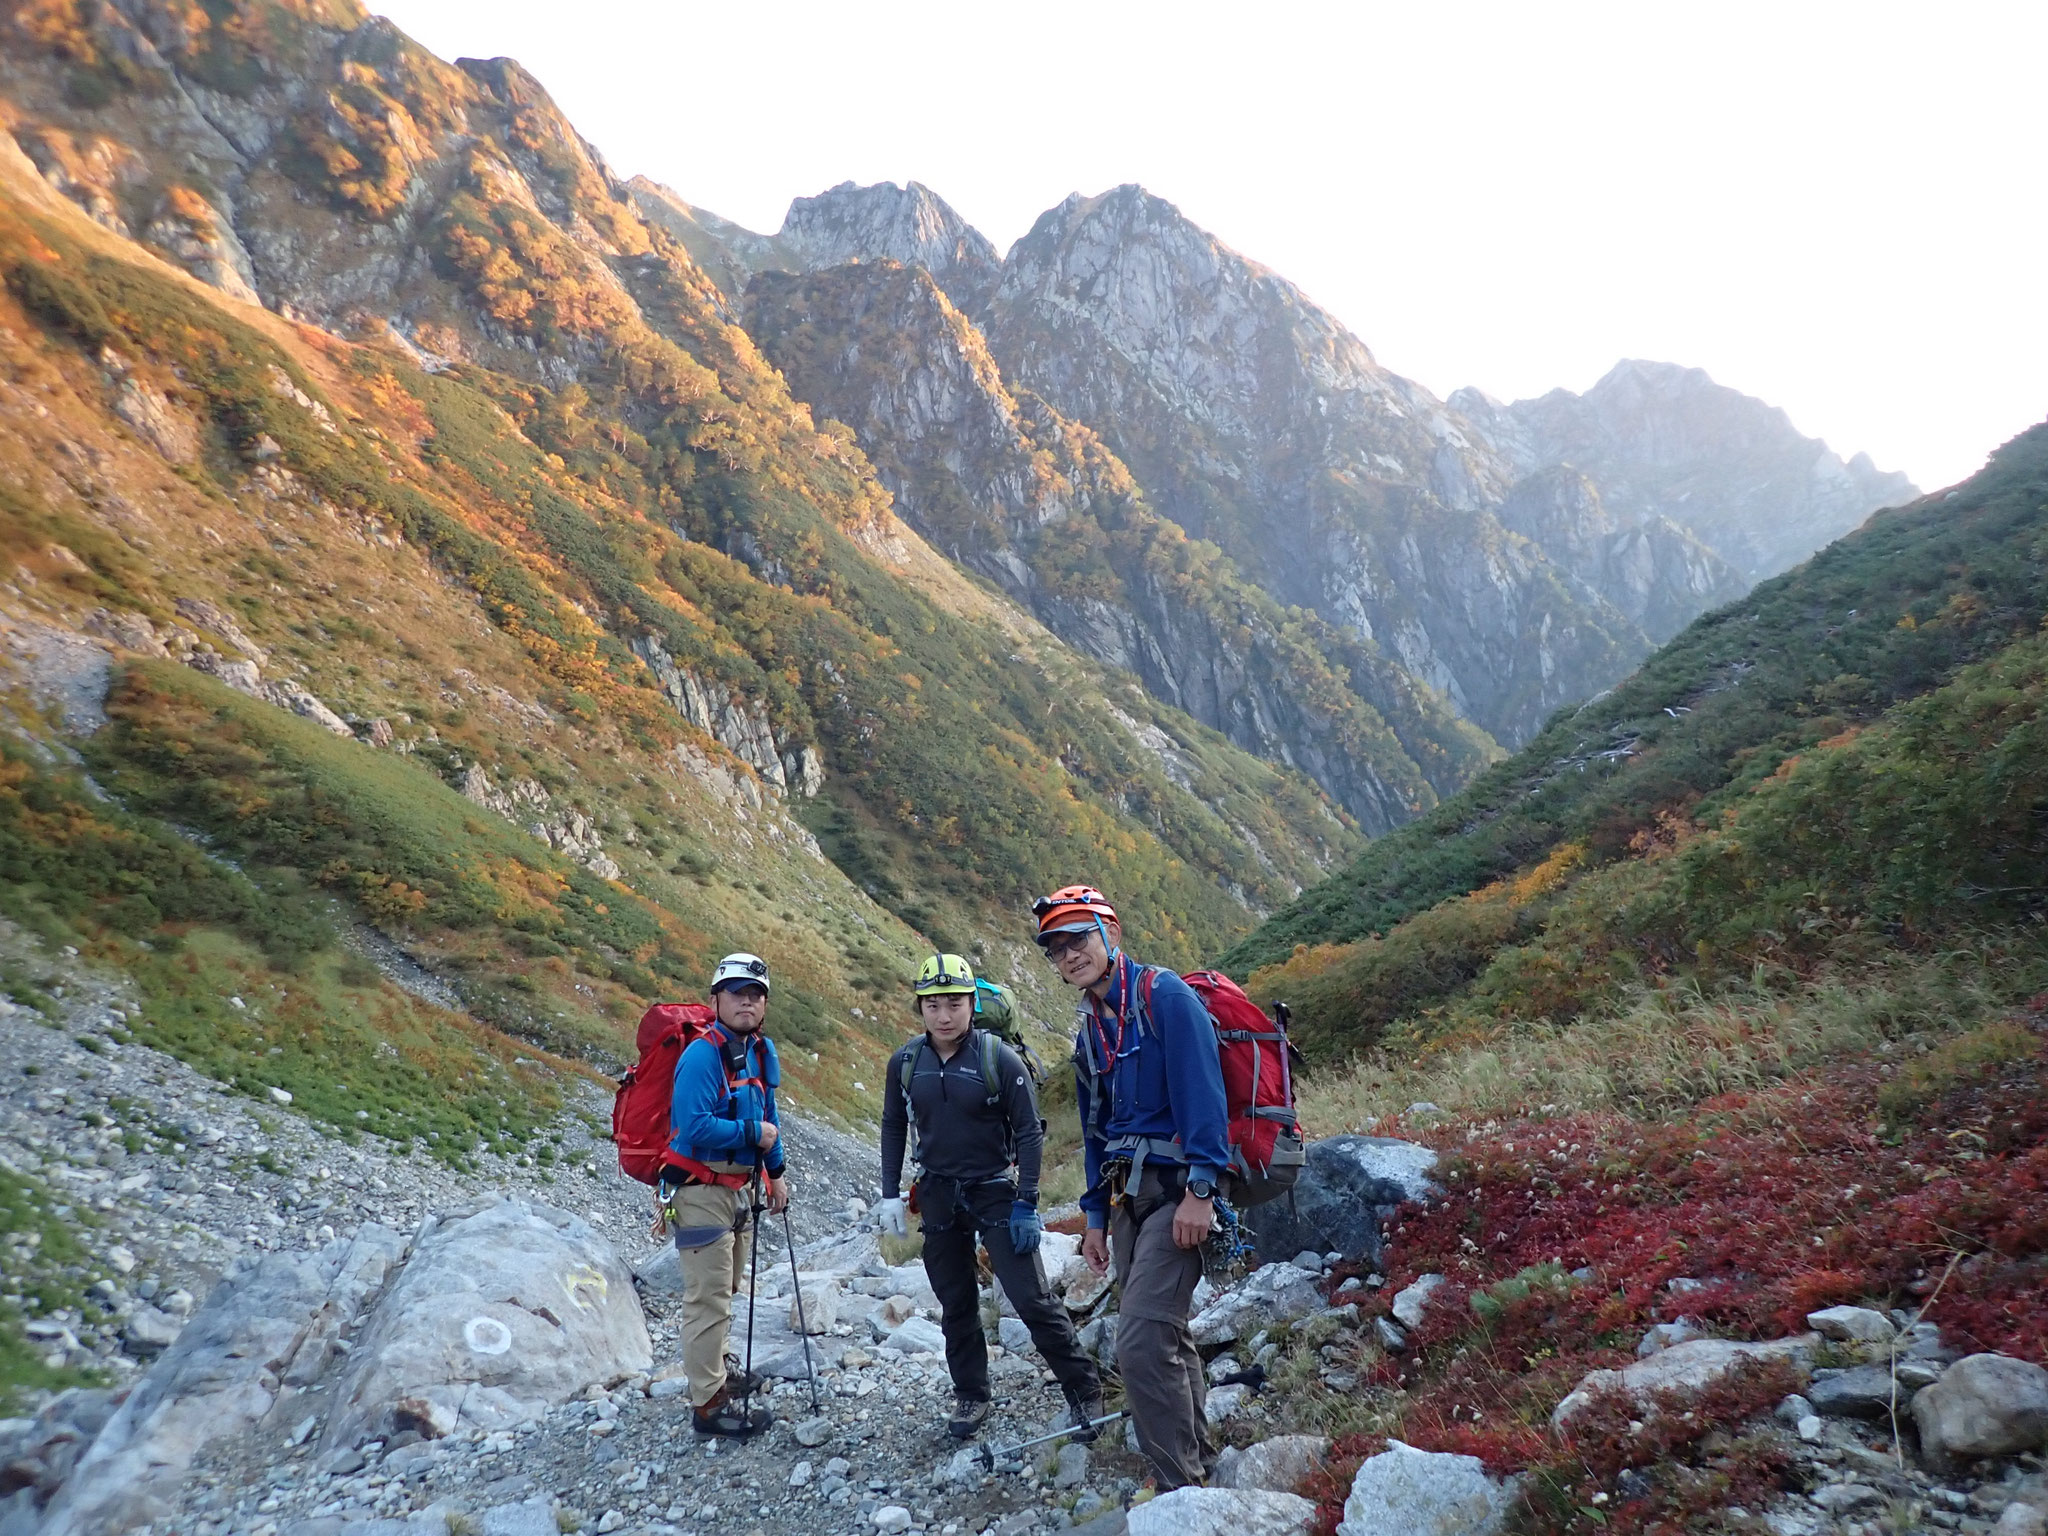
[972,980,1046,1088]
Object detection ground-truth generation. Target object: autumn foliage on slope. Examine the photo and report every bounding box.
[1297,1008,2048,1536]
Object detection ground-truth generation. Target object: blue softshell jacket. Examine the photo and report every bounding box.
[1074,956,1229,1228]
[670,1021,785,1178]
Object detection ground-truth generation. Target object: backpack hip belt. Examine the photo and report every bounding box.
[660,1156,756,1192]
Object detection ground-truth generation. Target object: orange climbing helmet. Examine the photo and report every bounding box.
[1032,885,1119,945]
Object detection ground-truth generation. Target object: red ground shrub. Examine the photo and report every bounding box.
[1309,1023,2048,1535]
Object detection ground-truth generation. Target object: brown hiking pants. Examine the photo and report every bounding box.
[1109,1166,1212,1489]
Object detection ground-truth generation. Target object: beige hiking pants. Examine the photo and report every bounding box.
[668,1172,752,1409]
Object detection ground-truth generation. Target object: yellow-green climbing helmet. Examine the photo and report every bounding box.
[912,952,976,998]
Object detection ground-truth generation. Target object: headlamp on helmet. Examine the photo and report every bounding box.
[1031,885,1118,946]
[913,952,977,998]
[710,952,771,994]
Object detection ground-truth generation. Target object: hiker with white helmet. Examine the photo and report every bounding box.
[661,951,787,1438]
[878,953,1104,1440]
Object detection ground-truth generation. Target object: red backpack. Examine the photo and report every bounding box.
[612,1003,718,1185]
[1084,967,1307,1207]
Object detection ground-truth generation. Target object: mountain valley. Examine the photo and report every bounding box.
[0,7,2039,1536]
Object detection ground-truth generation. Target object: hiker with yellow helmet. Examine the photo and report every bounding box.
[879,953,1104,1441]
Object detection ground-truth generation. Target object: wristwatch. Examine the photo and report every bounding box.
[1186,1178,1215,1201]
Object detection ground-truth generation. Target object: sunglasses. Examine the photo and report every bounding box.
[1043,931,1098,962]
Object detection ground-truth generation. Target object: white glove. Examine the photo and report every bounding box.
[877,1197,909,1238]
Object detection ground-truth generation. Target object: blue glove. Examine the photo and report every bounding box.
[1009,1201,1042,1254]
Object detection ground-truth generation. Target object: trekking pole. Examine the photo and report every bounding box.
[741,1167,763,1407]
[978,1409,1129,1470]
[780,1202,823,1413]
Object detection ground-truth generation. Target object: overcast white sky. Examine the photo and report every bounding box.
[374,0,2046,491]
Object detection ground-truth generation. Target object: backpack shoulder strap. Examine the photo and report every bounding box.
[978,1031,1004,1106]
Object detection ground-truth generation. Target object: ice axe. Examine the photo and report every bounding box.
[977,1409,1129,1470]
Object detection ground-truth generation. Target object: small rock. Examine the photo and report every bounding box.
[875,1506,913,1534]
[790,1285,839,1335]
[1374,1317,1407,1353]
[790,1461,813,1487]
[123,1306,182,1354]
[1811,1484,1883,1514]
[1637,1320,1703,1357]
[1806,1306,1895,1344]
[1994,1505,2048,1536]
[107,1246,137,1275]
[877,1295,918,1327]
[940,1447,982,1486]
[1797,1415,1823,1441]
[1335,1442,1515,1536]
[885,1318,947,1356]
[596,1512,626,1534]
[1206,1355,1241,1385]
[1204,1384,1247,1426]
[1212,1435,1330,1494]
[1913,1353,2048,1462]
[1129,1487,1317,1536]
[1291,1251,1325,1272]
[649,1378,688,1399]
[1808,1364,1913,1419]
[268,1086,293,1105]
[1390,1275,1445,1331]
[795,1416,833,1448]
[1000,1317,1032,1352]
[1054,1442,1089,1489]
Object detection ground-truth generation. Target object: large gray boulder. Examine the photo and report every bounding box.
[1190,1262,1325,1346]
[1336,1440,1517,1536]
[1242,1136,1437,1265]
[1913,1353,2048,1463]
[1212,1434,1330,1494]
[1127,1486,1316,1536]
[324,1199,650,1448]
[41,1225,407,1536]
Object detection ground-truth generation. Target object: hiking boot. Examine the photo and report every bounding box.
[946,1394,992,1439]
[723,1360,766,1398]
[1064,1395,1107,1442]
[693,1387,770,1438]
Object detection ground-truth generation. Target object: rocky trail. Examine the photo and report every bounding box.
[0,931,2044,1536]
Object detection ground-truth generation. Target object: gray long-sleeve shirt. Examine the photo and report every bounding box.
[879,1028,1043,1204]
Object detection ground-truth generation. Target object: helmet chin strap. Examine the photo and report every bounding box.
[1092,914,1121,990]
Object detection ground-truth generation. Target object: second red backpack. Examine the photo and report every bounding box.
[611,1002,717,1184]
[1128,968,1307,1207]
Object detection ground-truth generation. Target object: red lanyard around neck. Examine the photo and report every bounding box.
[1087,955,1139,1069]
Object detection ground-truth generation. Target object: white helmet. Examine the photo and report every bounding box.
[710,952,770,994]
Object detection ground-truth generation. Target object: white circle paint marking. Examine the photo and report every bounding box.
[463,1316,514,1355]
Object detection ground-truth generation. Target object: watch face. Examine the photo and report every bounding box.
[1188,1180,1214,1200]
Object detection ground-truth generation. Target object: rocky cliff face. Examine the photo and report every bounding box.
[745,260,1496,828]
[976,184,1641,745]
[1454,361,1918,580]
[1496,466,1748,642]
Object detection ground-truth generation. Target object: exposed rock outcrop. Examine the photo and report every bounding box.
[1454,361,1917,580]
[977,184,1642,746]
[745,259,1493,826]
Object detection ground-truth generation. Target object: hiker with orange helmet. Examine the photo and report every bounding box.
[661,951,788,1438]
[1036,886,1229,1490]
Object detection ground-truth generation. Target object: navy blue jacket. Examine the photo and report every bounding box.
[671,1022,785,1178]
[1073,957,1229,1227]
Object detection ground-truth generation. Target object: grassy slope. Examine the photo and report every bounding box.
[1228,421,2048,978]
